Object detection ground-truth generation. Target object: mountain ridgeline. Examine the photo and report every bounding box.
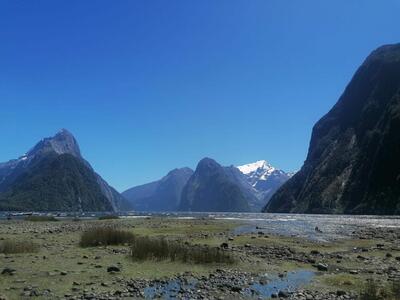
[265,43,400,215]
[122,168,194,212]
[123,158,291,212]
[0,130,127,212]
[179,158,251,212]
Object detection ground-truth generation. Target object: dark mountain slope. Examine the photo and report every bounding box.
[0,153,113,211]
[179,158,250,212]
[0,129,126,212]
[265,44,400,215]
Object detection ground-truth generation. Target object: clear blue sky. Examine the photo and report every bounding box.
[1,1,399,191]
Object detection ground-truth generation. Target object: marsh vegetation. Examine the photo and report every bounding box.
[0,240,39,254]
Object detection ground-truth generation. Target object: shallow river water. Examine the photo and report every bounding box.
[2,211,399,242]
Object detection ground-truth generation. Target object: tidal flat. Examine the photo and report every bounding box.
[0,216,399,299]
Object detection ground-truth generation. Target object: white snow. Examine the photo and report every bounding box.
[237,160,274,175]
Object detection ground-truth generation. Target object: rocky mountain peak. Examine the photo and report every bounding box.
[27,129,81,159]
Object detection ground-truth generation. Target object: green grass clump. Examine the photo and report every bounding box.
[359,279,400,300]
[79,227,135,247]
[0,240,39,254]
[25,215,58,222]
[98,215,120,220]
[130,236,235,264]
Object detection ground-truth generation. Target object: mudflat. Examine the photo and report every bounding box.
[0,216,399,299]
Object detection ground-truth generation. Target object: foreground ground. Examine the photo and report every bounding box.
[0,216,399,299]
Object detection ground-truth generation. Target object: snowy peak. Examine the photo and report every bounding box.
[236,160,291,207]
[237,160,281,186]
[237,160,275,176]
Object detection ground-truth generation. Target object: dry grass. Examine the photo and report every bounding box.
[79,226,135,247]
[130,236,235,264]
[359,279,400,300]
[0,240,39,254]
[25,215,58,222]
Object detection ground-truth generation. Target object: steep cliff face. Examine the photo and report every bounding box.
[0,129,126,212]
[265,44,400,215]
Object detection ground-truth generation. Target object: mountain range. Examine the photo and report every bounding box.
[2,43,399,215]
[123,158,291,212]
[0,129,127,212]
[265,43,400,215]
[0,128,290,213]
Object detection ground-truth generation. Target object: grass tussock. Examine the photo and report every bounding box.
[25,215,58,222]
[0,240,39,254]
[130,236,235,264]
[98,215,120,220]
[359,279,400,300]
[79,227,135,247]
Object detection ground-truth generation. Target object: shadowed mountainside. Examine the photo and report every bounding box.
[265,43,400,215]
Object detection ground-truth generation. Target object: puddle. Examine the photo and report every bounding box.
[144,278,197,299]
[246,270,315,298]
[143,270,314,299]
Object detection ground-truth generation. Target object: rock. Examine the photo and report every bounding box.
[1,268,16,276]
[278,290,289,298]
[107,266,120,273]
[349,270,358,275]
[230,286,241,292]
[336,290,346,296]
[60,271,68,276]
[220,242,229,249]
[316,263,328,271]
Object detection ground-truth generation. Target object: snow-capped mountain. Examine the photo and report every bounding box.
[238,160,277,186]
[237,160,293,208]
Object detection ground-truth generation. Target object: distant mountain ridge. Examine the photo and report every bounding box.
[0,129,126,212]
[122,167,193,211]
[123,158,291,212]
[265,43,400,215]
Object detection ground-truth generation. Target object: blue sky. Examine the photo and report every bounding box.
[1,1,399,191]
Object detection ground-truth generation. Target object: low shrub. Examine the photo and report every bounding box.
[79,227,135,247]
[0,240,39,254]
[98,215,120,220]
[130,236,234,264]
[25,215,58,222]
